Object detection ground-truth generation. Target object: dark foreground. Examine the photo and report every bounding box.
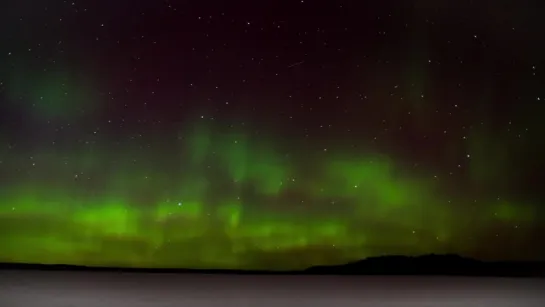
[1,271,544,307]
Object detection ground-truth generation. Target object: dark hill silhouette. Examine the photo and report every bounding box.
[304,254,545,277]
[1,254,544,277]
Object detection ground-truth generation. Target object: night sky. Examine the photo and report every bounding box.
[0,0,544,270]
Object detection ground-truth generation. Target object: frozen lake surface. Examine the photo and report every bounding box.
[1,270,544,306]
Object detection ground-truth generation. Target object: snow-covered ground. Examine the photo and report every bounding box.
[1,271,544,306]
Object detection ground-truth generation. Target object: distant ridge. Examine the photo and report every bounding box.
[0,262,274,275]
[304,254,545,277]
[1,254,544,277]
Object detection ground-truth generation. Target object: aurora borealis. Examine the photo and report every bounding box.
[0,0,544,270]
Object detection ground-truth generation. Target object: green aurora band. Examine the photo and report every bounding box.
[0,121,537,270]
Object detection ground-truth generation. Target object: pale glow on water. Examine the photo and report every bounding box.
[1,271,544,307]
